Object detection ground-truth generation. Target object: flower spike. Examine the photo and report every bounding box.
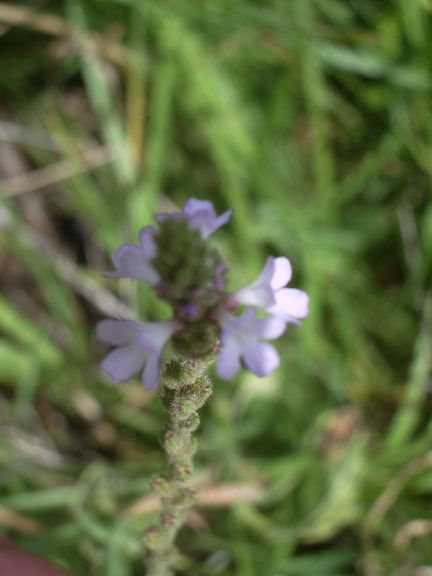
[99,199,308,386]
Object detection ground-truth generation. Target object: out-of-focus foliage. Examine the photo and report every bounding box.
[0,1,431,574]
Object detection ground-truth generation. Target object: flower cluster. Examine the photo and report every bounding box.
[97,199,308,390]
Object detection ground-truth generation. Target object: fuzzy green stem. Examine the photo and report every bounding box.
[145,357,213,576]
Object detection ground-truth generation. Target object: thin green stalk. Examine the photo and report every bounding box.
[145,357,213,576]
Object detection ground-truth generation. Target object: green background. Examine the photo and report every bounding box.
[0,1,431,574]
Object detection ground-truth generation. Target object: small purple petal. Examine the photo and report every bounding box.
[138,226,158,260]
[243,343,280,377]
[213,209,232,231]
[98,319,179,388]
[141,354,161,391]
[233,283,275,308]
[106,243,159,284]
[258,316,286,339]
[259,258,276,282]
[104,226,159,285]
[233,259,276,308]
[271,257,292,290]
[233,256,308,323]
[137,320,180,353]
[96,319,141,345]
[183,198,232,238]
[268,289,309,322]
[101,345,144,382]
[216,342,242,380]
[183,199,213,215]
[155,198,231,238]
[217,309,284,380]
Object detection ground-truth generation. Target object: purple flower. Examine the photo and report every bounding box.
[97,318,179,390]
[98,199,308,386]
[105,226,159,285]
[233,256,309,323]
[156,198,232,239]
[183,198,232,238]
[216,309,286,380]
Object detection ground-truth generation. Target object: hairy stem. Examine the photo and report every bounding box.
[145,357,213,576]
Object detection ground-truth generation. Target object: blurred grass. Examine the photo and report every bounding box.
[0,0,431,575]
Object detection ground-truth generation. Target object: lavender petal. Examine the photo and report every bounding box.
[268,288,309,321]
[216,343,242,380]
[101,345,144,382]
[96,319,140,345]
[107,243,159,284]
[141,353,161,391]
[271,257,292,290]
[243,343,280,377]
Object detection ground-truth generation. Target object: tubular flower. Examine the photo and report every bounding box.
[217,309,286,379]
[97,319,179,390]
[105,226,159,285]
[233,256,309,323]
[98,198,308,386]
[156,198,232,239]
[182,198,232,239]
